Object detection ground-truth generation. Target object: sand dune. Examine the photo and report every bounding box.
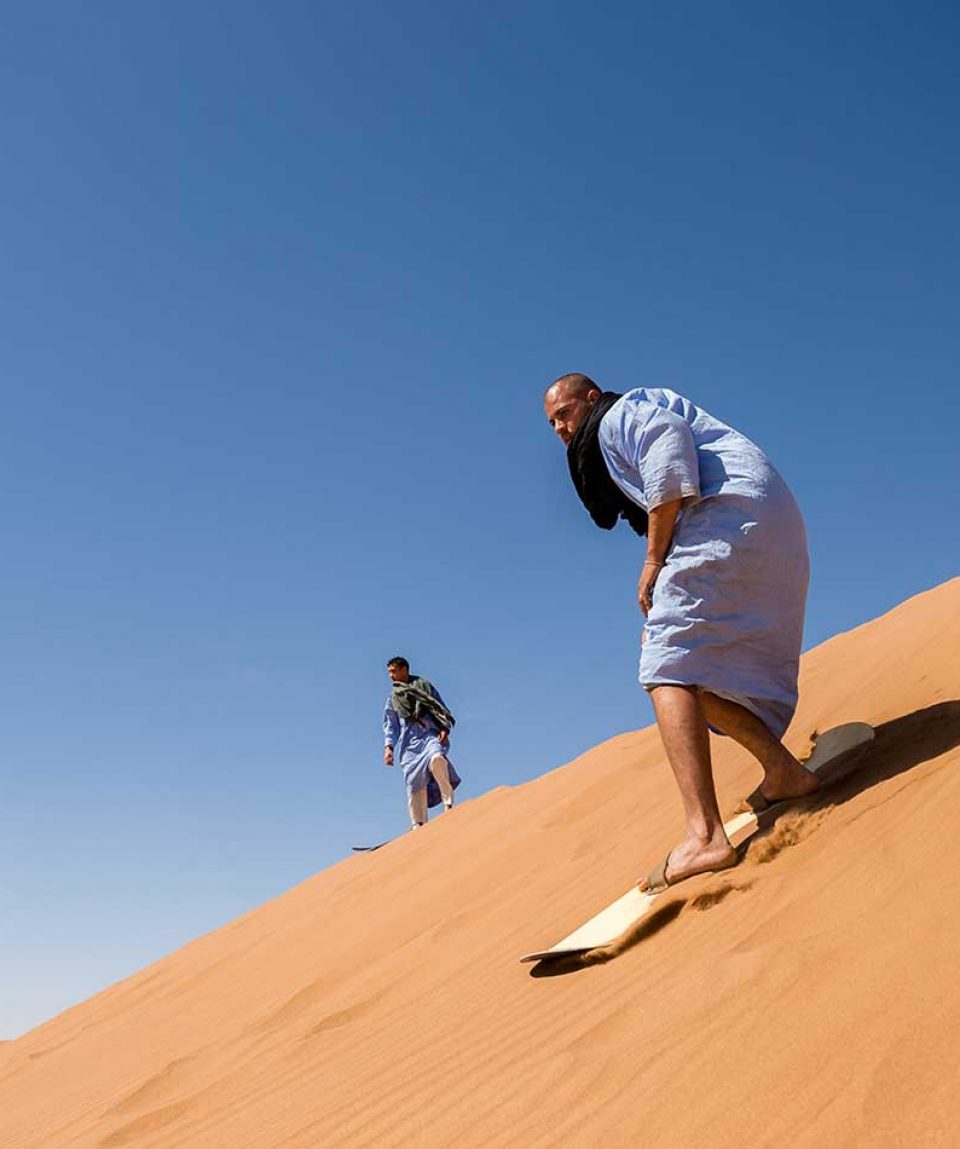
[2,579,958,1147]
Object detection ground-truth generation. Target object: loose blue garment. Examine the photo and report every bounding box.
[383,684,461,807]
[598,388,809,738]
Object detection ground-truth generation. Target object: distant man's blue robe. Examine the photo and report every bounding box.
[383,683,462,807]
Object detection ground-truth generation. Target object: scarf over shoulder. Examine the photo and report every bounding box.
[566,392,649,537]
[390,676,456,731]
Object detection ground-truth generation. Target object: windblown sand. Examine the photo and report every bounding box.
[2,580,959,1147]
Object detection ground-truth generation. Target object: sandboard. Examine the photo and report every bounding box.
[520,721,875,964]
[351,842,391,852]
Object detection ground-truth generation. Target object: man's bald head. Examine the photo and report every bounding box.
[544,373,603,445]
[544,373,601,403]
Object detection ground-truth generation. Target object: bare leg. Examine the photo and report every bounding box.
[638,685,738,890]
[699,692,820,803]
[408,787,428,828]
[430,755,455,808]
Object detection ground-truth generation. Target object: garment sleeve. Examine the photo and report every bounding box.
[599,400,701,510]
[383,701,400,748]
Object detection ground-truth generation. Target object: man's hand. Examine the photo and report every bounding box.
[639,499,681,614]
[384,746,394,766]
[637,560,664,616]
[438,729,449,746]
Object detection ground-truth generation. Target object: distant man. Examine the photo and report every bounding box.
[383,657,460,828]
[544,374,816,891]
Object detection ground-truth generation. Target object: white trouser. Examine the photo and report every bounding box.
[408,755,454,826]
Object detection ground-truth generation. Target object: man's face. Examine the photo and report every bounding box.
[544,384,599,446]
[387,663,409,683]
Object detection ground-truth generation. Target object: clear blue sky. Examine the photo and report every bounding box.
[2,2,957,1037]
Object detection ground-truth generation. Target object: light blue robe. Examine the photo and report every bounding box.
[383,683,461,807]
[599,388,809,738]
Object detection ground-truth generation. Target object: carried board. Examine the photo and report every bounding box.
[520,721,875,964]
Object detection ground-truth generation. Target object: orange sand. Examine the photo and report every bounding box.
[1,579,958,1147]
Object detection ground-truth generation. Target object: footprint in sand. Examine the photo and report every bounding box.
[105,1056,197,1117]
[99,1098,194,1147]
[309,988,390,1036]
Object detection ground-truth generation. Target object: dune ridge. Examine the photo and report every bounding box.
[1,578,958,1147]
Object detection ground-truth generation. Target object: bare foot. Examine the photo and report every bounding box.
[638,832,738,893]
[743,759,821,811]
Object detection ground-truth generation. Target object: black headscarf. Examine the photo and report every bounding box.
[566,391,649,537]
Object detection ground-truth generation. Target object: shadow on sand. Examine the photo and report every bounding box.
[529,701,960,978]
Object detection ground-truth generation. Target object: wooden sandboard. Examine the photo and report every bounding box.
[520,721,875,963]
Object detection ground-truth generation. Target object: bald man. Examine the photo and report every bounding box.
[544,374,816,891]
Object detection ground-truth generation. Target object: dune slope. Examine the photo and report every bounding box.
[2,579,959,1148]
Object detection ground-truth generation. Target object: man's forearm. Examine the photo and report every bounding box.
[646,498,683,563]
